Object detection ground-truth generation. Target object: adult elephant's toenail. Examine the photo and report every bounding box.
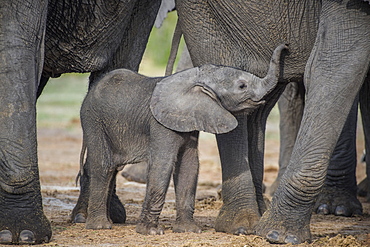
[285,234,299,244]
[74,213,87,223]
[19,230,35,244]
[0,230,12,243]
[266,230,280,243]
[335,205,350,216]
[317,204,330,215]
[234,227,247,235]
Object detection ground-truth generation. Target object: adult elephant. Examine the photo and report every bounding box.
[271,83,363,217]
[0,0,168,244]
[176,0,370,244]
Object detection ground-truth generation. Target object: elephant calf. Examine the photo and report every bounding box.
[72,44,287,234]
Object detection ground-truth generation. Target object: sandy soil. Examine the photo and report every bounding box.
[32,123,370,247]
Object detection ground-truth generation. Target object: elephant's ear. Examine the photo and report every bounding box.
[150,67,238,134]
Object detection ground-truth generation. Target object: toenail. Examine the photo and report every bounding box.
[317,204,330,215]
[0,230,12,243]
[19,230,35,244]
[285,234,299,244]
[266,230,280,243]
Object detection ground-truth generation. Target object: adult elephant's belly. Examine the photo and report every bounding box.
[178,0,321,82]
[42,0,136,76]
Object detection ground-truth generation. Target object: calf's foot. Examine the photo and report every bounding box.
[172,219,201,233]
[109,193,126,223]
[315,185,362,216]
[136,222,164,235]
[86,215,112,230]
[72,192,126,224]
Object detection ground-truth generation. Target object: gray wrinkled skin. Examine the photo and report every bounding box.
[73,50,286,234]
[177,0,370,244]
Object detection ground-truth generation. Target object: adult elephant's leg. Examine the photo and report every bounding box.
[359,72,370,201]
[0,0,51,244]
[268,81,305,196]
[315,98,363,216]
[248,85,287,215]
[89,0,162,84]
[255,0,370,244]
[215,113,260,235]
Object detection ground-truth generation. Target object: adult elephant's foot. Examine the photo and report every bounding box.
[314,185,362,216]
[121,162,147,184]
[255,208,311,244]
[71,192,126,224]
[172,219,202,233]
[214,205,260,235]
[0,203,52,244]
[109,192,126,223]
[357,177,370,201]
[136,222,164,235]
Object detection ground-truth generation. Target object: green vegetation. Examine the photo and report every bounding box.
[139,11,184,76]
[36,74,89,128]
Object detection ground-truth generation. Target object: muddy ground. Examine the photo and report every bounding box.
[32,121,370,247]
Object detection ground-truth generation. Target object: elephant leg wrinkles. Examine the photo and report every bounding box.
[273,82,363,217]
[256,0,370,244]
[136,125,187,235]
[359,71,370,202]
[315,98,362,216]
[0,0,51,244]
[268,80,305,196]
[215,113,261,235]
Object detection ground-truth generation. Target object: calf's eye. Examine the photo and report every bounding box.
[237,80,247,90]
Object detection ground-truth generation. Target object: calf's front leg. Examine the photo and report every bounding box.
[172,132,201,233]
[136,126,185,235]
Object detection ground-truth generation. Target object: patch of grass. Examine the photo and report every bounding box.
[36,74,89,128]
[139,11,185,77]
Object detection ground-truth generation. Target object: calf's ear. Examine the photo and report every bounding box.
[150,68,238,134]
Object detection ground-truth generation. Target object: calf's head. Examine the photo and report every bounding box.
[151,44,288,134]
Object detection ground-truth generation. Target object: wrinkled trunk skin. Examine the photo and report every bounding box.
[177,0,320,235]
[0,0,52,244]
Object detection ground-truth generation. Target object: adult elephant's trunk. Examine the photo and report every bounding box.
[253,44,288,101]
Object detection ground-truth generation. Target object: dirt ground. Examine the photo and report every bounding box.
[32,122,370,247]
